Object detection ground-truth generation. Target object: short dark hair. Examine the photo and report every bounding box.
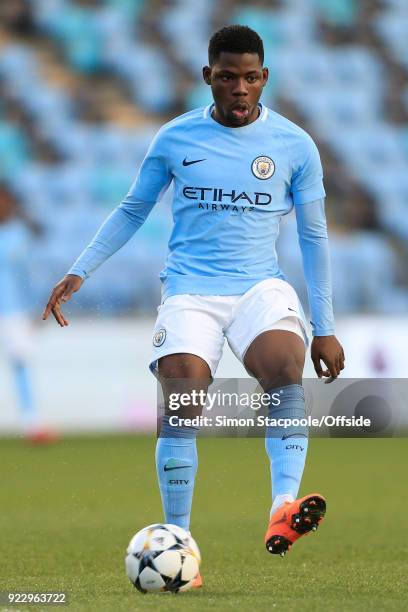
[208,25,264,66]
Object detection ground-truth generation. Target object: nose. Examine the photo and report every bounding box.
[232,78,248,96]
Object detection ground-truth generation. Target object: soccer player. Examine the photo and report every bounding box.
[43,25,345,576]
[0,184,56,443]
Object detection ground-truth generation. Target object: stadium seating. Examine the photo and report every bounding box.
[0,0,407,314]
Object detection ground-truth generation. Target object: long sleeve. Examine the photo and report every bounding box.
[295,198,335,336]
[68,129,172,279]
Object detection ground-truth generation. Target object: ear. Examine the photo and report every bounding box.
[202,66,212,85]
[261,67,269,87]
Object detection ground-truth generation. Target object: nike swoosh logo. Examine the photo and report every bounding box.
[281,433,308,440]
[288,307,296,312]
[182,157,206,166]
[164,464,192,472]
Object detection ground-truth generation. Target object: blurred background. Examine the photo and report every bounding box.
[1,0,407,435]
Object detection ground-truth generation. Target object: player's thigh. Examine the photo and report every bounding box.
[226,278,308,389]
[150,295,226,379]
[158,353,211,379]
[150,295,226,414]
[243,325,306,390]
[159,353,211,417]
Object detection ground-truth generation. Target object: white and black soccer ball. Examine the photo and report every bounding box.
[125,523,201,593]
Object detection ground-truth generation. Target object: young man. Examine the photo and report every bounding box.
[0,184,55,443]
[43,25,344,574]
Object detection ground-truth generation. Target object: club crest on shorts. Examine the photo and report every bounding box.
[153,328,166,347]
[251,156,275,180]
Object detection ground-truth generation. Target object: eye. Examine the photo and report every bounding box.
[220,74,233,82]
[247,75,258,83]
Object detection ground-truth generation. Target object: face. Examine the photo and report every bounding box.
[203,52,268,127]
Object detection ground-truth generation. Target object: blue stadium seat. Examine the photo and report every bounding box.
[1,0,407,313]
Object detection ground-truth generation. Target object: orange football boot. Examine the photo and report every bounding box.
[24,428,60,445]
[265,493,326,556]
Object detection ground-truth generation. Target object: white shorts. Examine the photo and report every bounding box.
[149,278,309,378]
[0,313,33,360]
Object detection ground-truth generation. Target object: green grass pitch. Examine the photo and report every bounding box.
[1,436,407,611]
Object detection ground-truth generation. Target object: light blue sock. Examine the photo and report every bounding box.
[265,384,308,515]
[156,416,198,531]
[12,361,38,428]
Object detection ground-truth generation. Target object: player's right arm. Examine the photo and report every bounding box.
[42,129,172,326]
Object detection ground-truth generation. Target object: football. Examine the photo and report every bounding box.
[125,523,201,593]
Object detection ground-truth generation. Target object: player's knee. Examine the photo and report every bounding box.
[261,356,303,389]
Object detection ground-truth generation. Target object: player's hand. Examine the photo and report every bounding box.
[42,274,84,327]
[311,335,345,381]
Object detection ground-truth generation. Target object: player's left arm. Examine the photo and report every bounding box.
[291,136,345,380]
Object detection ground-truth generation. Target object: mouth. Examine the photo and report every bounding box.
[230,102,250,121]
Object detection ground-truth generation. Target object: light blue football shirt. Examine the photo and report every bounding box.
[69,104,334,335]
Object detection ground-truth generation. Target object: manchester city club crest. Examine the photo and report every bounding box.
[251,156,275,180]
[153,328,166,347]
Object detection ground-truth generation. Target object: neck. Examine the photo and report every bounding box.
[211,104,260,128]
